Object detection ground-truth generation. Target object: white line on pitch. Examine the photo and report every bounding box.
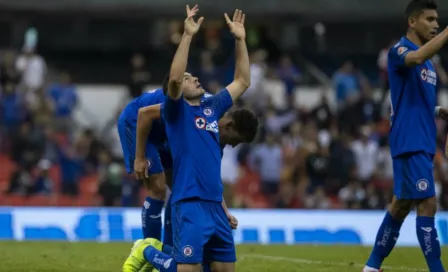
[240,254,426,272]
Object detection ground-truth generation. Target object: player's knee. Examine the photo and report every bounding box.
[416,196,437,217]
[177,263,202,272]
[144,173,167,200]
[210,262,235,272]
[389,197,413,220]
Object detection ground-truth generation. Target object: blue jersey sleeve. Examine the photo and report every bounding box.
[162,95,184,123]
[389,44,412,69]
[202,89,233,120]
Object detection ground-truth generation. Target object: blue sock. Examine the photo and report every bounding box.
[143,246,176,272]
[366,212,403,269]
[416,216,445,272]
[163,195,173,246]
[142,197,164,239]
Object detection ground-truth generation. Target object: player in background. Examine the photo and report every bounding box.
[363,1,448,271]
[118,88,167,241]
[124,5,251,272]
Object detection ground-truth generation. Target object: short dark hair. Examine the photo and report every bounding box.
[406,0,438,18]
[228,108,259,142]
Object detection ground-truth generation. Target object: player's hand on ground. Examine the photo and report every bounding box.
[438,107,448,121]
[224,9,246,40]
[184,5,204,36]
[134,158,149,180]
[227,214,238,229]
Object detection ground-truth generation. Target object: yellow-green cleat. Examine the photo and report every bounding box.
[122,238,164,272]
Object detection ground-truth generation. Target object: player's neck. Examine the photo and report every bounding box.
[185,98,201,106]
[406,31,424,47]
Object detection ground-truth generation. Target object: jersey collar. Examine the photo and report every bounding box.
[401,36,419,50]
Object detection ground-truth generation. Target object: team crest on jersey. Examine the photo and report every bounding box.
[416,179,429,192]
[182,245,194,257]
[195,117,206,129]
[397,47,408,55]
[203,107,214,117]
[421,69,437,85]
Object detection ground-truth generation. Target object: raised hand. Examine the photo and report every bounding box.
[184,5,204,36]
[224,9,246,40]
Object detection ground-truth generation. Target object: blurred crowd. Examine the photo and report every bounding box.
[1,22,448,210]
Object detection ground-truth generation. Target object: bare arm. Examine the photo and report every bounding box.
[135,104,161,160]
[405,27,448,67]
[167,5,203,100]
[224,10,250,101]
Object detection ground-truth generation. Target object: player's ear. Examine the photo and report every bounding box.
[224,119,234,130]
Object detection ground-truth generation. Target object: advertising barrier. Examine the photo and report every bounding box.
[0,208,447,246]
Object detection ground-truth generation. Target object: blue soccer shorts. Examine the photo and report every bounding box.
[392,151,435,200]
[172,198,236,264]
[117,114,164,175]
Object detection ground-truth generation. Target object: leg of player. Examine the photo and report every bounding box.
[122,238,175,272]
[415,196,445,272]
[364,197,412,271]
[210,262,235,272]
[142,168,167,240]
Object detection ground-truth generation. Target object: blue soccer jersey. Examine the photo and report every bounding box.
[388,36,438,200]
[117,89,167,174]
[162,89,233,203]
[389,37,437,158]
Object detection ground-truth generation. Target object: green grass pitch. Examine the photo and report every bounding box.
[0,241,446,271]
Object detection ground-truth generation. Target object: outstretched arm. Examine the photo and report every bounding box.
[224,9,250,101]
[134,104,162,180]
[166,5,203,100]
[404,27,448,67]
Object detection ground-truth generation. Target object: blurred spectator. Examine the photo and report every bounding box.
[15,46,47,93]
[432,54,448,88]
[304,187,331,209]
[242,49,267,108]
[0,51,20,89]
[328,133,356,194]
[263,69,288,111]
[47,72,77,132]
[276,183,301,209]
[378,40,396,104]
[57,143,83,197]
[264,106,296,134]
[5,163,34,196]
[332,61,360,109]
[338,181,366,209]
[75,128,103,169]
[32,159,53,195]
[375,137,393,181]
[250,134,283,201]
[102,109,124,161]
[305,143,330,193]
[128,53,151,98]
[97,150,122,206]
[276,55,301,96]
[10,121,45,167]
[221,145,240,205]
[0,82,27,137]
[351,126,379,183]
[310,93,333,130]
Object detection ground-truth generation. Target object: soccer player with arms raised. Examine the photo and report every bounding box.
[123,5,252,272]
[364,1,448,271]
